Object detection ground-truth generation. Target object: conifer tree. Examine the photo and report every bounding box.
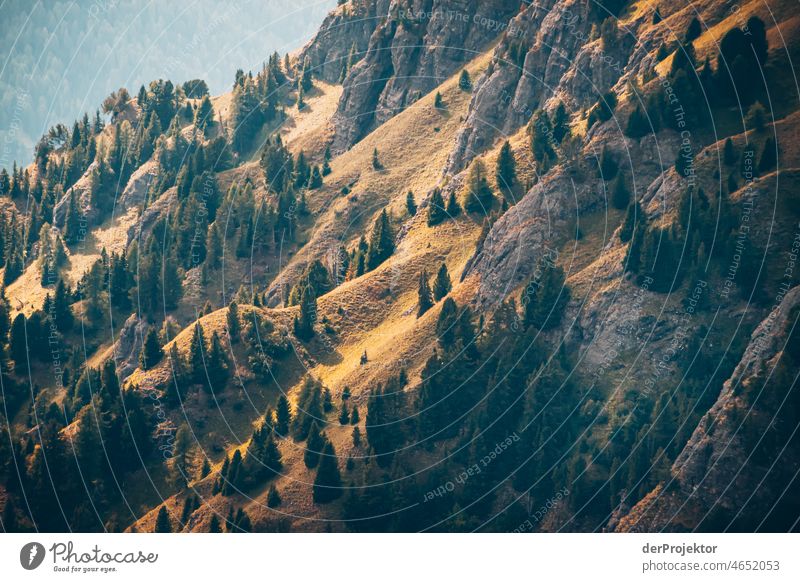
[226,301,240,343]
[140,327,163,370]
[339,402,350,425]
[313,441,342,503]
[427,188,447,226]
[522,264,570,331]
[433,263,452,301]
[267,484,282,507]
[611,173,630,210]
[371,148,382,170]
[446,191,461,217]
[276,394,291,437]
[458,69,472,91]
[189,322,207,384]
[206,331,229,392]
[406,191,417,216]
[294,285,316,340]
[350,405,359,424]
[208,514,222,533]
[417,269,434,317]
[365,209,394,270]
[463,160,494,213]
[496,141,516,191]
[154,506,172,533]
[304,422,326,469]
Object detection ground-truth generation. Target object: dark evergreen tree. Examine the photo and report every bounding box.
[312,441,342,503]
[406,191,417,216]
[154,506,172,533]
[428,188,447,226]
[433,263,452,301]
[496,141,516,191]
[463,160,494,213]
[140,327,163,371]
[417,269,434,318]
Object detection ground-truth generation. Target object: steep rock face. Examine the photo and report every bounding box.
[299,0,391,84]
[617,286,800,532]
[463,124,681,307]
[331,0,520,152]
[446,0,594,174]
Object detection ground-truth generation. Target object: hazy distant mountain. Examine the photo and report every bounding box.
[0,0,335,166]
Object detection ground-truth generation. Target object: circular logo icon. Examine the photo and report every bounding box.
[20,542,46,570]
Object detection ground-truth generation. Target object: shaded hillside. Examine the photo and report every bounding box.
[0,0,799,534]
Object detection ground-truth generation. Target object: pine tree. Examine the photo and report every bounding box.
[428,188,447,226]
[625,105,649,138]
[313,441,342,503]
[304,422,326,469]
[723,138,737,166]
[154,506,172,533]
[350,405,359,424]
[365,209,394,270]
[463,160,494,213]
[189,322,207,384]
[496,141,516,192]
[417,269,434,317]
[140,327,163,370]
[611,174,630,210]
[599,146,618,181]
[267,484,282,507]
[276,394,291,437]
[405,191,417,216]
[458,70,472,91]
[758,137,777,173]
[434,91,444,108]
[226,301,240,343]
[294,285,316,340]
[522,264,570,330]
[446,191,461,217]
[208,514,222,533]
[372,148,382,170]
[551,101,570,144]
[351,425,362,447]
[339,402,350,425]
[433,263,452,301]
[206,331,229,392]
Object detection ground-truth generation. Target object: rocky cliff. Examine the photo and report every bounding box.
[617,285,800,532]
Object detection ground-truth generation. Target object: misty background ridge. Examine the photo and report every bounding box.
[0,0,336,168]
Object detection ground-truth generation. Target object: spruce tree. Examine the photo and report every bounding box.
[433,263,452,301]
[496,141,516,191]
[313,441,342,503]
[339,402,350,425]
[406,191,417,216]
[458,69,472,91]
[350,405,359,424]
[428,188,447,226]
[140,327,163,370]
[304,422,326,469]
[446,191,461,217]
[294,285,317,340]
[206,331,229,392]
[463,160,494,213]
[722,138,736,167]
[189,322,207,384]
[276,394,291,437]
[226,301,240,343]
[154,506,172,533]
[365,210,394,270]
[267,484,282,507]
[208,514,222,533]
[611,174,630,210]
[417,269,434,317]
